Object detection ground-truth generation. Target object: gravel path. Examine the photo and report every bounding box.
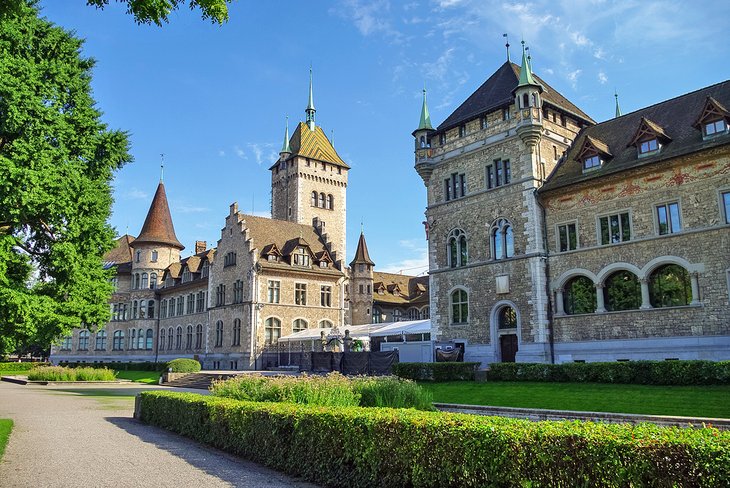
[0,381,319,487]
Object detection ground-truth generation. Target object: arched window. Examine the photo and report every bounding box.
[160,329,166,351]
[215,320,223,347]
[311,191,318,207]
[393,309,403,322]
[113,330,124,351]
[419,135,426,148]
[372,308,382,324]
[604,270,641,311]
[327,194,334,210]
[497,306,517,329]
[134,274,140,289]
[175,326,183,350]
[132,300,138,319]
[491,218,514,260]
[522,93,529,108]
[447,229,467,267]
[420,306,430,319]
[78,330,89,350]
[139,300,147,318]
[186,325,193,349]
[129,328,136,349]
[649,264,692,308]
[265,318,281,344]
[150,273,157,289]
[137,328,145,349]
[141,273,149,290]
[151,250,158,262]
[195,324,203,349]
[451,289,468,324]
[95,330,107,351]
[564,276,596,315]
[232,319,241,346]
[167,327,174,350]
[148,300,155,319]
[319,192,325,208]
[145,329,153,350]
[293,319,308,332]
[407,308,419,320]
[320,319,333,329]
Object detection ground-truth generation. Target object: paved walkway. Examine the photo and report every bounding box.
[0,382,319,487]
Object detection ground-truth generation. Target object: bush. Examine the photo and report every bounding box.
[487,360,730,385]
[58,361,164,371]
[27,366,117,381]
[392,362,480,382]
[211,373,434,411]
[0,362,46,371]
[139,391,730,488]
[165,358,201,373]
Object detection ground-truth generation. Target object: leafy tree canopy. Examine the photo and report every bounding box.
[0,0,131,356]
[85,0,233,25]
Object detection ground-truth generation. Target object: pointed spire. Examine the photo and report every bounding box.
[614,90,622,118]
[503,33,510,62]
[134,181,184,250]
[280,116,291,154]
[418,86,434,130]
[160,153,165,182]
[517,40,538,87]
[350,231,375,266]
[305,66,316,130]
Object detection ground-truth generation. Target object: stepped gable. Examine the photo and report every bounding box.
[104,234,135,265]
[133,182,184,250]
[350,232,375,266]
[438,61,594,132]
[541,80,730,192]
[270,122,349,169]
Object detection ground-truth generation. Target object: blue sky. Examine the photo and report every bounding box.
[39,1,730,275]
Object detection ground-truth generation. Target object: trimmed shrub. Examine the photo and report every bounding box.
[139,391,730,488]
[392,362,480,382]
[211,373,434,411]
[58,361,164,371]
[165,358,201,373]
[27,366,117,381]
[488,360,730,385]
[0,362,46,371]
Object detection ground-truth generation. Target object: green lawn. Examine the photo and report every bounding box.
[114,370,161,384]
[0,419,13,460]
[422,381,730,419]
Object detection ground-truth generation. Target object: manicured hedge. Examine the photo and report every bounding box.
[0,362,46,371]
[57,361,165,371]
[392,362,479,381]
[488,360,730,385]
[165,358,201,373]
[27,366,117,381]
[139,391,730,488]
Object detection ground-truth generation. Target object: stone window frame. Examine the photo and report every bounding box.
[295,282,307,306]
[555,220,579,253]
[489,300,522,361]
[447,228,468,268]
[320,284,332,307]
[595,208,633,246]
[719,188,730,225]
[372,308,383,324]
[319,319,334,329]
[267,280,281,304]
[490,218,515,260]
[112,330,124,351]
[264,317,282,345]
[653,198,682,236]
[215,320,224,347]
[292,318,308,333]
[449,286,470,325]
[186,325,194,349]
[196,324,204,349]
[95,330,107,351]
[232,319,241,346]
[159,328,166,351]
[78,330,90,351]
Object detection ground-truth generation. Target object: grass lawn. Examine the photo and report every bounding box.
[114,370,161,384]
[422,381,730,419]
[0,419,13,460]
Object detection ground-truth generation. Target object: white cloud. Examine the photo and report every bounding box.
[218,149,226,157]
[247,142,277,166]
[378,239,429,274]
[566,69,582,89]
[124,189,148,200]
[597,71,608,84]
[234,145,246,160]
[332,0,403,42]
[175,204,209,214]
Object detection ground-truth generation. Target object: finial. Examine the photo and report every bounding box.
[614,90,622,118]
[503,33,510,62]
[280,116,292,154]
[160,153,165,182]
[306,65,316,130]
[526,46,531,72]
[360,218,364,234]
[417,84,433,130]
[331,129,335,148]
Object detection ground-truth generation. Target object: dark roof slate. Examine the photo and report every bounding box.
[437,61,594,131]
[541,80,730,192]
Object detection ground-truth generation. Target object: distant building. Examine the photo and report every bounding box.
[414,45,730,364]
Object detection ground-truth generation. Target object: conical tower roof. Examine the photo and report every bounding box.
[418,88,434,130]
[133,182,184,250]
[350,232,375,266]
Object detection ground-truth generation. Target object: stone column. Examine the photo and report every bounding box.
[595,284,606,313]
[640,278,652,310]
[554,289,565,316]
[690,272,701,306]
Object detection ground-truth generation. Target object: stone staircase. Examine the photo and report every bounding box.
[163,372,238,390]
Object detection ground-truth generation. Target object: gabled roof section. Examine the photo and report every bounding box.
[104,234,135,265]
[133,182,184,250]
[350,232,375,266]
[576,135,613,161]
[371,272,430,306]
[262,243,282,257]
[438,61,594,131]
[282,236,313,257]
[271,122,349,169]
[628,117,672,147]
[541,80,730,192]
[693,96,730,128]
[315,250,333,263]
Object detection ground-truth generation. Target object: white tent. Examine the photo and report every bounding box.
[277,320,431,343]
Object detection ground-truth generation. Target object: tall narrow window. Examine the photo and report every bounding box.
[320,285,332,307]
[486,165,494,189]
[186,325,193,349]
[141,273,149,290]
[451,289,468,324]
[311,191,318,207]
[557,223,578,252]
[447,229,467,267]
[491,219,514,259]
[268,280,280,303]
[265,318,281,345]
[232,319,241,346]
[599,212,631,245]
[149,273,157,289]
[195,324,203,349]
[112,330,124,351]
[151,250,158,262]
[656,202,681,235]
[168,327,174,350]
[319,193,325,208]
[721,191,730,224]
[327,194,334,210]
[215,320,223,347]
[159,329,166,351]
[295,283,307,305]
[78,330,89,350]
[175,326,182,349]
[95,330,107,351]
[145,329,153,350]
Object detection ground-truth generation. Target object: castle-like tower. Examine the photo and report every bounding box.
[270,70,349,268]
[349,232,375,325]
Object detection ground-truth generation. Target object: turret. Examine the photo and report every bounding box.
[279,116,292,160]
[513,41,543,149]
[305,67,316,131]
[413,87,436,186]
[348,231,375,325]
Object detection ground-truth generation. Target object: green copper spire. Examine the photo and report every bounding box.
[517,40,538,87]
[418,87,434,130]
[614,91,622,118]
[305,67,316,130]
[280,116,291,154]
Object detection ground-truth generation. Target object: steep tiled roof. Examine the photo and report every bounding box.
[104,234,135,265]
[438,61,594,131]
[372,272,429,306]
[271,122,349,169]
[133,182,184,250]
[541,80,730,192]
[350,232,375,266]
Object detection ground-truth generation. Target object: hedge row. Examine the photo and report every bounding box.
[139,391,730,488]
[0,362,46,371]
[488,360,730,385]
[165,358,201,373]
[57,361,165,371]
[392,362,479,382]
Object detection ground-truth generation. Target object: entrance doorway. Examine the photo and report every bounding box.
[499,334,518,362]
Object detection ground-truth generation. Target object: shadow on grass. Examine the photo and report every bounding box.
[104,416,318,488]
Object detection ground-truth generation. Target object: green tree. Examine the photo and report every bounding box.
[0,0,131,356]
[85,0,233,25]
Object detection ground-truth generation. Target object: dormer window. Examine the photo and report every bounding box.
[201,261,209,278]
[182,268,191,283]
[638,138,659,156]
[479,116,487,130]
[319,261,328,268]
[693,96,730,140]
[583,155,602,171]
[629,117,670,158]
[292,247,310,267]
[458,125,466,138]
[704,119,727,137]
[576,135,612,174]
[268,254,278,262]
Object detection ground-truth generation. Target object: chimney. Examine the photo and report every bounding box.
[195,241,207,254]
